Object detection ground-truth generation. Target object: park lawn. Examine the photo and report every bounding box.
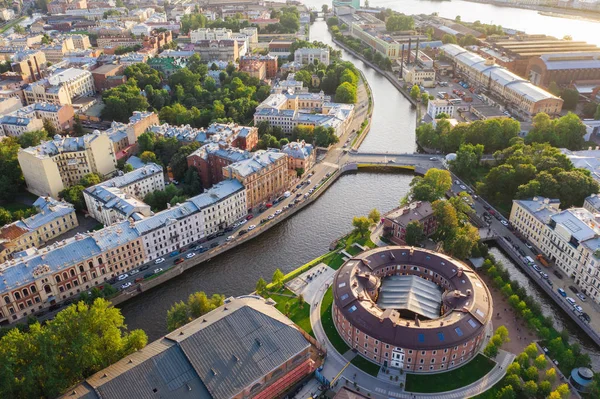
[267,290,313,337]
[321,287,350,354]
[405,354,495,393]
[346,246,362,256]
[325,253,346,270]
[0,17,25,34]
[351,355,380,377]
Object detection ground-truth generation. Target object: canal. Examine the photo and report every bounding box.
[121,9,600,364]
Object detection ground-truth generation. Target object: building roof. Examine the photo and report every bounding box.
[281,141,314,160]
[384,201,433,227]
[21,132,104,158]
[513,197,560,225]
[62,296,311,399]
[550,208,600,242]
[100,164,163,189]
[377,275,443,320]
[225,150,286,178]
[538,52,600,71]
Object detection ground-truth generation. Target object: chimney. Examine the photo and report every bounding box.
[407,38,412,64]
[414,37,420,65]
[399,44,405,78]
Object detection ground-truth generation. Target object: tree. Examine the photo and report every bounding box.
[13,24,25,35]
[421,92,429,105]
[524,366,539,382]
[0,299,146,398]
[503,374,522,393]
[484,342,498,358]
[352,216,372,237]
[506,362,521,376]
[138,132,155,152]
[548,81,561,96]
[166,301,189,331]
[409,169,452,202]
[538,380,552,398]
[298,294,305,308]
[595,103,600,120]
[522,381,537,398]
[256,277,267,296]
[335,82,357,103]
[496,385,516,399]
[188,292,224,318]
[73,116,84,136]
[79,173,101,188]
[0,138,23,200]
[405,221,424,245]
[533,354,547,369]
[410,84,420,100]
[140,151,158,164]
[451,143,483,179]
[59,185,86,211]
[555,384,570,399]
[16,130,48,148]
[442,34,457,44]
[43,119,57,136]
[368,208,380,225]
[385,14,414,32]
[272,268,285,291]
[516,352,530,368]
[524,343,538,359]
[322,4,329,13]
[561,89,579,110]
[101,84,149,122]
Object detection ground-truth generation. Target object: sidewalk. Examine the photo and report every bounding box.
[370,223,387,247]
[309,272,515,398]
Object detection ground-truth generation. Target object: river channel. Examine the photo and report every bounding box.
[121,12,600,365]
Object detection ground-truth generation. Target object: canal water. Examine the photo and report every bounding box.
[121,11,600,364]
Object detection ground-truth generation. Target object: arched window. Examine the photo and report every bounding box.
[3,296,10,304]
[88,261,93,269]
[79,265,84,273]
[44,285,51,294]
[70,269,75,277]
[30,285,36,293]
[62,272,68,280]
[14,292,21,300]
[22,288,29,297]
[55,275,61,283]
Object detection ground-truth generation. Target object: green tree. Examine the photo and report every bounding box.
[442,34,458,44]
[409,168,452,202]
[80,173,102,187]
[352,216,372,237]
[187,292,224,319]
[484,342,498,358]
[506,362,521,376]
[503,374,522,393]
[410,84,420,100]
[368,208,380,225]
[404,221,424,245]
[138,132,155,152]
[560,88,579,110]
[59,185,86,211]
[0,299,146,398]
[43,119,57,136]
[594,103,600,119]
[13,24,25,35]
[533,354,547,369]
[256,277,268,296]
[524,343,538,359]
[0,138,23,200]
[73,116,84,136]
[335,81,357,103]
[101,84,149,122]
[385,14,414,32]
[522,380,537,398]
[496,385,516,399]
[16,130,48,148]
[272,268,285,291]
[166,301,189,331]
[524,366,539,382]
[451,143,484,179]
[555,383,570,399]
[421,92,429,105]
[538,380,552,397]
[140,151,158,164]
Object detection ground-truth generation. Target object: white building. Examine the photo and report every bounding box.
[131,23,152,37]
[24,68,95,105]
[83,163,164,226]
[294,47,330,65]
[510,197,600,303]
[240,27,258,44]
[136,179,246,260]
[190,28,232,43]
[426,99,455,119]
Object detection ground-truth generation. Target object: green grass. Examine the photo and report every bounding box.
[351,355,381,376]
[321,287,350,354]
[0,17,26,34]
[267,289,313,337]
[265,249,337,290]
[346,246,362,256]
[405,354,495,393]
[325,253,346,270]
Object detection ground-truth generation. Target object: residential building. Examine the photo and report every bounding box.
[63,296,318,399]
[0,103,75,136]
[240,27,258,44]
[24,68,96,106]
[222,150,289,209]
[149,122,258,150]
[83,163,164,226]
[11,50,47,83]
[584,194,600,214]
[0,97,23,116]
[268,40,293,58]
[509,197,600,303]
[294,47,330,65]
[187,144,251,189]
[440,44,563,118]
[90,64,125,92]
[190,27,232,43]
[0,197,78,263]
[239,54,277,78]
[18,132,117,198]
[147,56,186,77]
[0,221,146,324]
[118,52,148,66]
[239,59,266,80]
[383,201,436,245]
[426,99,455,119]
[69,34,91,50]
[137,179,246,260]
[254,89,355,137]
[194,39,239,63]
[281,140,315,174]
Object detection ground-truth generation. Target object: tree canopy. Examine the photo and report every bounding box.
[166,291,225,331]
[525,112,587,151]
[408,168,452,202]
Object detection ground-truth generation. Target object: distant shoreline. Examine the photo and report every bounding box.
[458,0,600,22]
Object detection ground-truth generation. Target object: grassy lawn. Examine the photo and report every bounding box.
[325,253,346,270]
[346,246,362,256]
[351,355,381,377]
[0,17,25,34]
[267,289,313,337]
[321,287,350,354]
[405,354,495,393]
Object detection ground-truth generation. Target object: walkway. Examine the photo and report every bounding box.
[308,272,515,398]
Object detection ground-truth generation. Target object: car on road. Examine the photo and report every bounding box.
[226,235,234,242]
[569,285,579,294]
[525,243,533,250]
[500,220,509,226]
[216,231,225,237]
[154,257,165,264]
[545,279,553,287]
[154,268,164,273]
[210,242,219,248]
[518,249,526,257]
[459,185,467,190]
[388,159,395,163]
[296,193,303,198]
[140,264,150,271]
[130,269,139,275]
[582,313,591,322]
[483,204,490,210]
[169,251,179,257]
[429,157,438,161]
[284,191,291,198]
[120,282,132,290]
[174,258,184,265]
[267,214,275,220]
[504,236,512,243]
[558,288,567,297]
[246,214,254,220]
[574,305,583,313]
[566,297,576,306]
[239,219,247,226]
[454,180,460,184]
[576,293,587,302]
[304,193,309,198]
[239,230,247,236]
[186,252,196,259]
[117,273,128,281]
[532,264,542,272]
[248,224,256,231]
[541,272,549,279]
[275,209,282,215]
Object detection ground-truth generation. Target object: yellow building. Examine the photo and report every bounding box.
[24,68,95,105]
[18,132,117,198]
[0,197,78,263]
[222,150,289,209]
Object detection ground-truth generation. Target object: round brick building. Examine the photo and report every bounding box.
[332,246,493,373]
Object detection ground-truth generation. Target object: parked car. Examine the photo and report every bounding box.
[246,214,254,220]
[248,225,256,231]
[576,293,587,302]
[275,209,282,215]
[210,242,219,248]
[120,282,132,290]
[140,264,150,271]
[500,220,509,226]
[154,257,165,264]
[226,235,234,241]
[574,305,583,313]
[169,251,179,257]
[130,269,139,276]
[117,273,128,281]
[154,267,165,273]
[186,252,196,259]
[554,270,563,279]
[569,285,579,294]
[238,230,247,236]
[558,288,567,297]
[566,297,576,306]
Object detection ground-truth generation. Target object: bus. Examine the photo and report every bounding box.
[449,98,462,105]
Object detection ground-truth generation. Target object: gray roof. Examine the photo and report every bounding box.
[62,296,311,399]
[377,275,443,320]
[539,52,600,70]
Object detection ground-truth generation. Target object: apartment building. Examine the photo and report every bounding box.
[187,143,250,189]
[136,179,246,260]
[426,100,455,119]
[83,163,164,226]
[0,103,75,136]
[24,68,96,105]
[149,122,258,150]
[18,132,117,198]
[240,54,278,78]
[194,39,239,63]
[69,34,91,50]
[281,140,316,174]
[383,201,436,245]
[509,197,600,303]
[294,47,330,65]
[0,197,78,263]
[190,27,232,43]
[223,150,289,210]
[0,221,146,324]
[441,44,563,118]
[11,50,47,83]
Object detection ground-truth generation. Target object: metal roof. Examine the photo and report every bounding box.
[377,275,442,320]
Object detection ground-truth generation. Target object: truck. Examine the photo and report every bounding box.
[537,254,550,267]
[524,256,535,265]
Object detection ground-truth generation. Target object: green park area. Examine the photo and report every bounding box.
[405,354,495,393]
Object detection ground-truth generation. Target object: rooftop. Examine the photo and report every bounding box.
[377,275,443,320]
[225,150,286,178]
